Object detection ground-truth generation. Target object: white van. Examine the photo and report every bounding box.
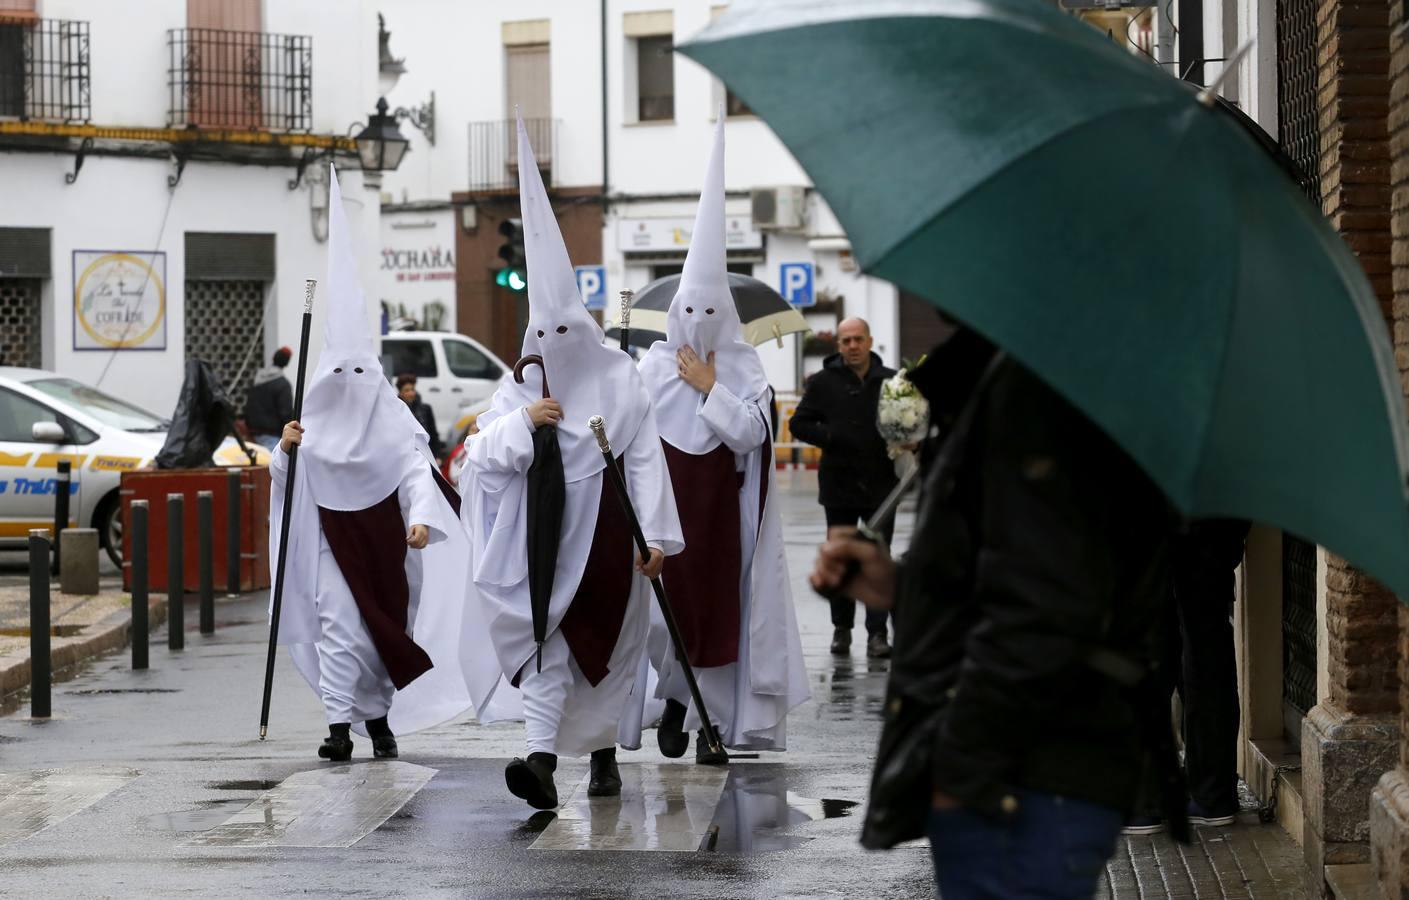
[380,331,509,445]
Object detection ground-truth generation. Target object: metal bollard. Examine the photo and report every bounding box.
[51,459,70,576]
[130,501,149,670]
[226,468,241,597]
[167,493,184,651]
[29,529,51,718]
[198,490,214,635]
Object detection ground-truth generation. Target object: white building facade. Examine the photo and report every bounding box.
[378,0,904,393]
[0,0,385,416]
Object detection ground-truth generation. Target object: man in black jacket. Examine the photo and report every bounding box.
[811,327,1178,899]
[245,347,294,450]
[395,373,446,461]
[789,317,898,658]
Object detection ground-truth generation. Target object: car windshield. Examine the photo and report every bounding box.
[25,378,168,432]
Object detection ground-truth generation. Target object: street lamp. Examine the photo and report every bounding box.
[354,98,410,174]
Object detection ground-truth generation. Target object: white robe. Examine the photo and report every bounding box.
[460,403,684,756]
[645,383,811,751]
[269,442,503,735]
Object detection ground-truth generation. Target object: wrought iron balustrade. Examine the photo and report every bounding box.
[468,117,558,191]
[0,17,90,123]
[167,27,312,132]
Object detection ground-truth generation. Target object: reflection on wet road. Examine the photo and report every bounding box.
[0,767,140,847]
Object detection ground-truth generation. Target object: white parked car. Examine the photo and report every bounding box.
[380,331,508,446]
[0,368,268,566]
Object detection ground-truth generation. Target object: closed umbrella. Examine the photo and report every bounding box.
[681,0,1409,597]
[606,272,810,350]
[513,354,565,672]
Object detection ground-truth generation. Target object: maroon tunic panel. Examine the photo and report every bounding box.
[318,487,434,690]
[660,441,743,668]
[558,456,634,687]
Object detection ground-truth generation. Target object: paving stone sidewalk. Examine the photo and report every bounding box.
[1099,815,1315,898]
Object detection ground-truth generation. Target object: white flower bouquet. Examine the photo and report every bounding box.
[877,364,930,460]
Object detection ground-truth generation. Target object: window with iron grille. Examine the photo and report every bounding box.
[0,17,91,123]
[1275,0,1321,731]
[184,279,264,416]
[0,278,42,368]
[167,28,312,131]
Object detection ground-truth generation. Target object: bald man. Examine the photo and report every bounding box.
[788,318,898,658]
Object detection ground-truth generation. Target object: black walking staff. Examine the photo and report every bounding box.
[587,414,727,759]
[259,278,316,740]
[513,354,565,675]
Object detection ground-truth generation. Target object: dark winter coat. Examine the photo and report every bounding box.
[407,395,445,460]
[862,336,1177,850]
[245,366,293,438]
[788,351,898,509]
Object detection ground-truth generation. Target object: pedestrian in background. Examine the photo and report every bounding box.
[396,373,445,461]
[789,317,898,659]
[811,326,1179,899]
[245,346,294,450]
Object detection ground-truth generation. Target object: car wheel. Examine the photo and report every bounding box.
[96,493,122,568]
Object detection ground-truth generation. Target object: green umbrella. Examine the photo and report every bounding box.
[681,0,1409,596]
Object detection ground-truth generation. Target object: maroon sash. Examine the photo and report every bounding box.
[558,456,634,687]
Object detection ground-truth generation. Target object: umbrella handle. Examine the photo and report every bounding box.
[514,354,551,399]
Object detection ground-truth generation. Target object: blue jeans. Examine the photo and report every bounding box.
[927,792,1122,899]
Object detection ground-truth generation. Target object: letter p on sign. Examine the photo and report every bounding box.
[780,262,814,307]
[576,265,607,310]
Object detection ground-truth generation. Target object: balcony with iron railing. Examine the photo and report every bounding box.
[0,16,91,123]
[468,117,557,192]
[167,28,312,132]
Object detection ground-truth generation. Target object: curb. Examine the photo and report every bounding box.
[0,595,168,707]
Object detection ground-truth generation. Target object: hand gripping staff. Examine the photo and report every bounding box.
[259,279,316,740]
[587,415,727,759]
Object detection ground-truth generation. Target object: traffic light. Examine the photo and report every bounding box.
[496,218,526,292]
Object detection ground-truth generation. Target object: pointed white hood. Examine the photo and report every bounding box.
[298,165,427,510]
[487,117,648,481]
[639,115,769,454]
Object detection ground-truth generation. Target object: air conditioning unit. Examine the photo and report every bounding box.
[751,186,806,231]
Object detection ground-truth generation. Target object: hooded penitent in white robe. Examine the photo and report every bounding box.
[270,165,502,735]
[636,115,810,751]
[459,119,684,757]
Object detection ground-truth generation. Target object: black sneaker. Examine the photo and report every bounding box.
[1121,816,1165,836]
[318,723,353,762]
[588,747,622,797]
[657,698,689,759]
[830,627,852,655]
[1187,799,1237,827]
[505,752,558,810]
[866,633,892,659]
[695,728,729,766]
[365,716,397,759]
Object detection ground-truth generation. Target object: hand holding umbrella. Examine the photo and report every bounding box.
[514,355,566,674]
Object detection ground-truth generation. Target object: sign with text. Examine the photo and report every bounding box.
[72,250,168,351]
[618,216,763,252]
[576,265,606,310]
[378,209,457,332]
[780,262,815,307]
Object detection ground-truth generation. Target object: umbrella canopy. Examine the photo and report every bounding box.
[513,355,565,670]
[681,0,1409,597]
[606,272,810,350]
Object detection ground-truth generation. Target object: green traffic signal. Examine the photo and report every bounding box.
[496,267,527,292]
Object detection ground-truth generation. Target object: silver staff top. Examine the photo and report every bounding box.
[303,278,317,313]
[587,415,610,453]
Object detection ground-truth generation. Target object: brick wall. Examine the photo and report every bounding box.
[1320,0,1399,716]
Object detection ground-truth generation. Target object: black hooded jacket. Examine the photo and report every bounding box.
[788,351,898,509]
[862,333,1177,848]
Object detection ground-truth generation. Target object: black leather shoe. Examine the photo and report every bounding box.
[588,747,622,797]
[506,752,558,810]
[695,729,729,766]
[830,627,852,655]
[866,633,892,659]
[318,723,353,762]
[657,698,689,759]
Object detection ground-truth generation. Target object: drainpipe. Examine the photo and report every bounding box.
[601,0,610,210]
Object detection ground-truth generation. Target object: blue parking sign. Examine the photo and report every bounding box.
[576,265,607,310]
[780,262,814,307]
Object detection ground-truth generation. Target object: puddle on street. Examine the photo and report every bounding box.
[140,799,248,832]
[0,624,87,637]
[65,688,181,695]
[206,779,280,791]
[705,768,858,853]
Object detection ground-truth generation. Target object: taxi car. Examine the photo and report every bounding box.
[0,367,268,565]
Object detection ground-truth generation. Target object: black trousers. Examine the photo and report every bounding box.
[1176,571,1240,810]
[824,505,895,637]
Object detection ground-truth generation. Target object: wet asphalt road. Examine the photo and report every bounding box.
[0,471,933,899]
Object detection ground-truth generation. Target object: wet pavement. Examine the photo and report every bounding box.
[0,471,934,898]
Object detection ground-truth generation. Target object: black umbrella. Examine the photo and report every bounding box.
[605,273,810,350]
[513,354,565,673]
